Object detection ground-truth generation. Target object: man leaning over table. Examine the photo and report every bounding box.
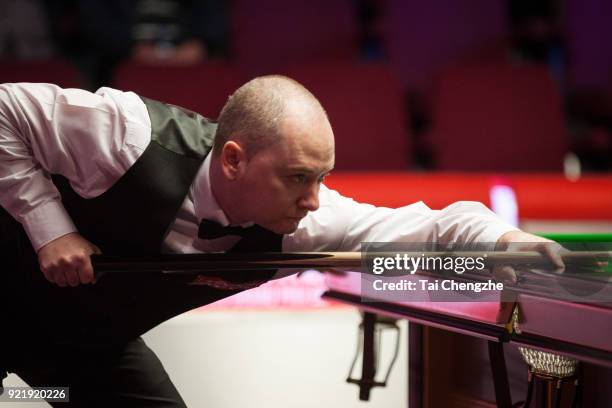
[0,77,562,407]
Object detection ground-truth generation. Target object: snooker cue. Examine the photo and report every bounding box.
[91,251,612,276]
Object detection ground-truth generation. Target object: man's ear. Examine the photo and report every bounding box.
[220,141,247,180]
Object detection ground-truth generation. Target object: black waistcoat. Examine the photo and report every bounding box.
[2,97,282,351]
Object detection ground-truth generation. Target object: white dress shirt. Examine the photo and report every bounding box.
[0,83,517,257]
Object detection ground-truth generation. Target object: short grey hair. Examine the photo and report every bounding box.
[214,75,325,157]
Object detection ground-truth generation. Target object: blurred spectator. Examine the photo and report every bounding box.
[0,0,56,59]
[129,0,229,65]
[45,0,229,89]
[356,0,386,61]
[508,0,562,61]
[507,0,565,89]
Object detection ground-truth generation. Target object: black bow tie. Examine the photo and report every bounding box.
[198,219,254,240]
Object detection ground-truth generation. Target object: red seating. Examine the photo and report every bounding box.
[428,62,569,171]
[283,62,411,170]
[230,0,359,77]
[0,59,81,88]
[113,62,243,118]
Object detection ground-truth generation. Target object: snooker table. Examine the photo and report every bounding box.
[323,233,612,407]
[321,173,612,408]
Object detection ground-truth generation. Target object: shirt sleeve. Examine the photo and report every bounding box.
[0,83,151,251]
[283,184,519,252]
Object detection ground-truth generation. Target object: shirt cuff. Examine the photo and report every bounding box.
[21,201,77,252]
[478,221,520,244]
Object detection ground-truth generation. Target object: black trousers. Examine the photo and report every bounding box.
[6,337,187,408]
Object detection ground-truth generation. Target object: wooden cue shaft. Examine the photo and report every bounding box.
[91,251,612,274]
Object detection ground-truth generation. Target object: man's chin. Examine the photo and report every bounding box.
[263,219,301,235]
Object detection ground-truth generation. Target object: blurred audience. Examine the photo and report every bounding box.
[0,0,610,171]
[129,0,229,65]
[45,0,228,89]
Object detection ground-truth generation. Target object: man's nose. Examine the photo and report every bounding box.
[298,183,320,212]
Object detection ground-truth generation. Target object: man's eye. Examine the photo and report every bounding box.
[318,173,331,183]
[292,175,307,184]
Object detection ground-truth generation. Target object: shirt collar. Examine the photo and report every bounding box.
[190,154,254,228]
[191,153,231,226]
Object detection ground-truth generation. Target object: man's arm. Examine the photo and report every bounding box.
[286,185,519,251]
[285,185,562,271]
[0,83,151,286]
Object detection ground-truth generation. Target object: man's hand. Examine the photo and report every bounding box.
[494,230,566,283]
[37,232,102,287]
